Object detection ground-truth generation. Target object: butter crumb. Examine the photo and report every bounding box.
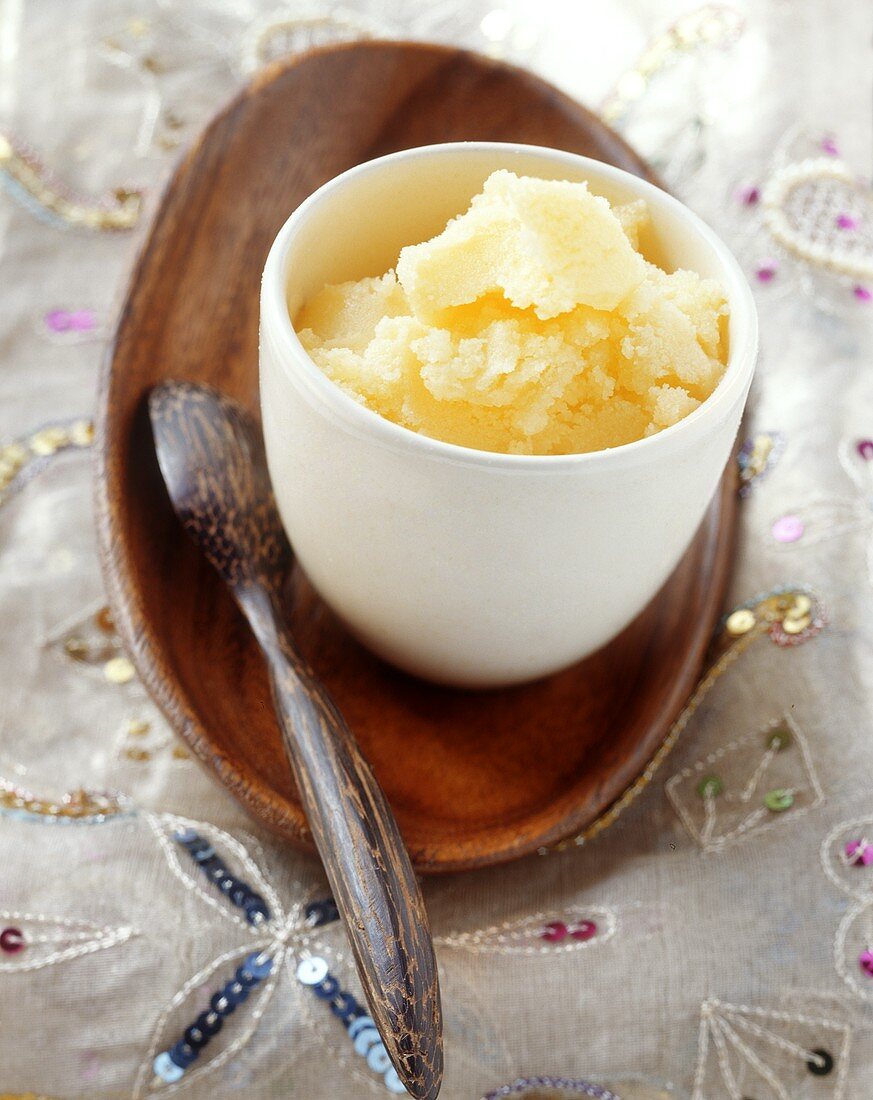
[294,171,728,455]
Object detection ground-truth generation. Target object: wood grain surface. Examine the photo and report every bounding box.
[96,40,738,873]
[149,383,441,1099]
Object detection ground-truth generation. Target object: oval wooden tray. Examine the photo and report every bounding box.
[97,40,736,873]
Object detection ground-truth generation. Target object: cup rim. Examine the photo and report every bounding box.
[262,141,757,471]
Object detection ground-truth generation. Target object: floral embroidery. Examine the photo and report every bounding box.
[138,941,286,1097]
[733,129,873,309]
[693,998,851,1099]
[4,802,628,1093]
[0,910,138,972]
[761,157,873,283]
[135,812,341,1097]
[140,812,625,1095]
[666,715,824,852]
[96,17,205,156]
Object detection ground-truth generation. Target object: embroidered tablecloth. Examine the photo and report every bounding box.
[2,2,872,1097]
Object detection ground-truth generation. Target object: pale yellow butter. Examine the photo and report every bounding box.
[295,171,729,455]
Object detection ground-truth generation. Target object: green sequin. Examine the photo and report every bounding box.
[767,725,792,751]
[764,788,794,812]
[697,776,723,799]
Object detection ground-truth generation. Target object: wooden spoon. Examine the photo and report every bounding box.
[148,380,442,1100]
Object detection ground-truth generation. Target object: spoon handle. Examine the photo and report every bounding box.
[265,639,443,1100]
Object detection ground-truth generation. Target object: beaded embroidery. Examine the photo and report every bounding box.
[1,805,629,1095]
[435,906,615,956]
[116,715,189,765]
[0,132,141,231]
[666,715,824,853]
[295,956,406,1094]
[549,587,823,852]
[136,813,343,1096]
[737,431,785,497]
[0,776,127,824]
[143,816,620,1094]
[95,12,229,157]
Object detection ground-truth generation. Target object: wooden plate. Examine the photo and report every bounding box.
[97,41,736,873]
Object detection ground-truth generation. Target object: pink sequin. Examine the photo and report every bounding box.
[570,920,598,941]
[857,439,873,460]
[836,213,859,230]
[821,136,840,157]
[0,927,24,953]
[845,839,873,866]
[541,921,568,942]
[44,308,97,333]
[771,514,804,543]
[756,260,778,283]
[737,185,760,206]
[860,949,873,977]
[854,285,872,302]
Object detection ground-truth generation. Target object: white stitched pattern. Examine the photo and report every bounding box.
[693,998,852,1099]
[762,158,873,281]
[666,715,824,852]
[769,434,873,591]
[0,910,138,972]
[435,904,616,956]
[820,816,873,902]
[833,897,873,1004]
[820,816,873,1005]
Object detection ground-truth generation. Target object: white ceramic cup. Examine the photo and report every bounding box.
[260,142,757,688]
